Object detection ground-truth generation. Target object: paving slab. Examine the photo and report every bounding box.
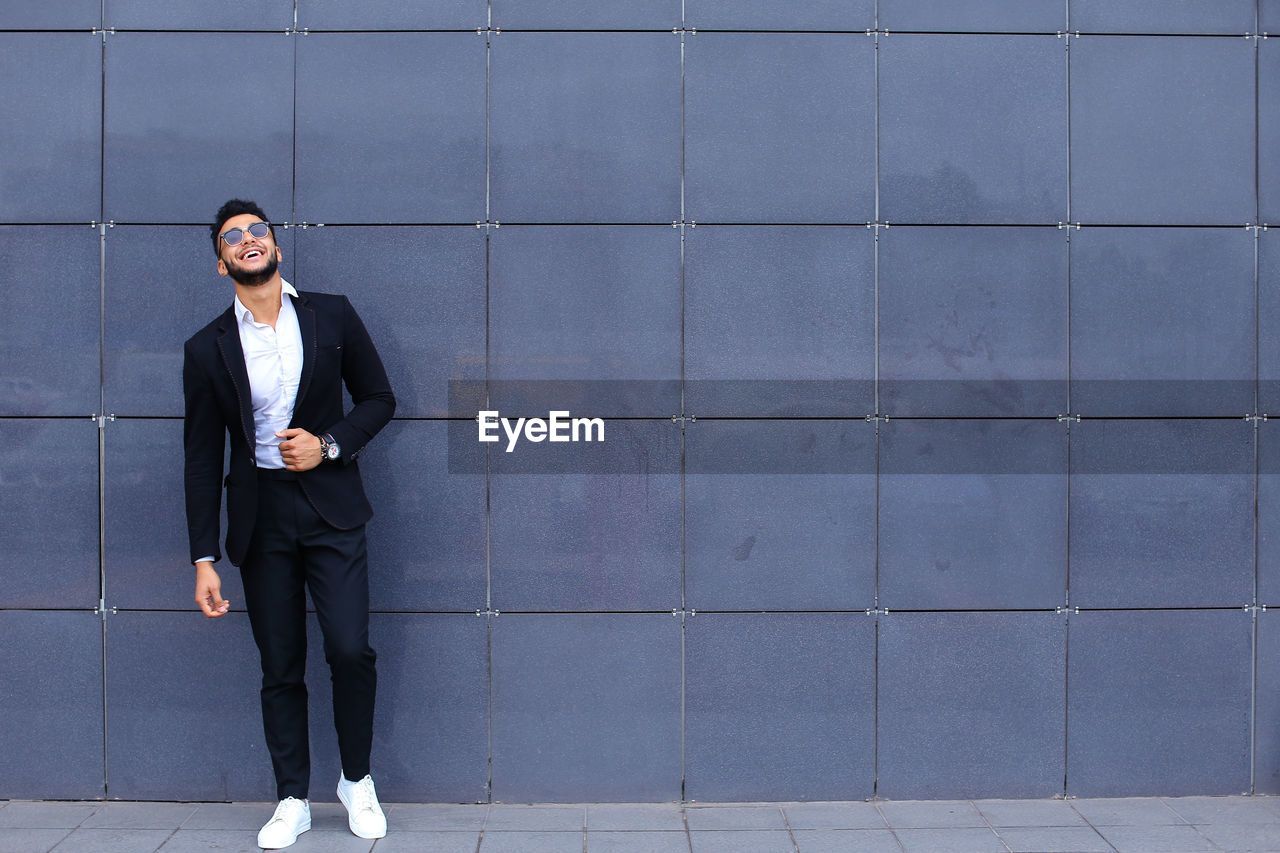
[80,802,200,830]
[0,802,100,829]
[358,829,481,853]
[0,827,73,853]
[586,803,686,831]
[1191,822,1280,852]
[688,829,797,853]
[381,803,488,832]
[154,829,262,853]
[877,800,987,829]
[996,825,1117,852]
[782,802,887,830]
[485,805,586,831]
[792,828,902,852]
[1071,799,1189,827]
[48,827,174,853]
[587,829,692,852]
[479,830,585,853]
[1095,823,1218,853]
[685,805,787,831]
[893,826,1007,853]
[181,803,276,831]
[976,798,1089,827]
[1161,797,1280,825]
[274,830,374,852]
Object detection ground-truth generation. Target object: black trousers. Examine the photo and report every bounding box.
[240,470,377,800]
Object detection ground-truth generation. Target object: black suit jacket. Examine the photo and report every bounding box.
[183,289,396,567]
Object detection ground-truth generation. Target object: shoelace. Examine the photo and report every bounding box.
[351,778,378,813]
[270,797,304,824]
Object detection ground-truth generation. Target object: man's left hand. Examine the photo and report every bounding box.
[276,428,323,471]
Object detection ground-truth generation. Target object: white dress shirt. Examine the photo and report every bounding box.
[235,280,304,470]
[195,281,305,564]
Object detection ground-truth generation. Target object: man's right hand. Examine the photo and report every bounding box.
[195,561,230,618]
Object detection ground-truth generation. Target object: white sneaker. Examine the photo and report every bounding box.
[257,797,310,850]
[336,773,387,839]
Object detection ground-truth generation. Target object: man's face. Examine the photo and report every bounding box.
[216,213,281,288]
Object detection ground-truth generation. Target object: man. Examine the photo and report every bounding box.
[183,199,395,849]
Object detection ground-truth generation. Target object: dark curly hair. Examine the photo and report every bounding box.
[211,199,274,256]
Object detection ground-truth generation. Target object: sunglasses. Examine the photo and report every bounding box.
[220,222,271,246]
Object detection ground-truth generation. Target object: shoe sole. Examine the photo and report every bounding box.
[337,784,386,839]
[258,819,310,849]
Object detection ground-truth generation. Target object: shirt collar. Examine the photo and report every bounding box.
[233,279,298,326]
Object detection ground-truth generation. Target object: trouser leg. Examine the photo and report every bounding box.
[300,509,376,782]
[240,477,310,800]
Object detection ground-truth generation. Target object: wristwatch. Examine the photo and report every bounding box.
[319,433,341,462]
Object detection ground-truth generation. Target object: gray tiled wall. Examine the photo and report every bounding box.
[1,0,1276,802]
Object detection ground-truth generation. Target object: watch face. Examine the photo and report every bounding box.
[326,443,341,460]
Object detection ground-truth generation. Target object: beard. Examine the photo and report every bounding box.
[224,251,279,288]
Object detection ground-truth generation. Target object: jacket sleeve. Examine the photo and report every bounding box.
[183,338,226,564]
[326,296,396,464]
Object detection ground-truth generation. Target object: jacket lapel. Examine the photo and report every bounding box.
[214,307,256,452]
[292,291,317,420]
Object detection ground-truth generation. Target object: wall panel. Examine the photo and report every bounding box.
[878,0,1063,33]
[0,2,100,29]
[490,614,681,802]
[0,226,101,415]
[878,226,1068,416]
[1257,608,1280,794]
[298,0,487,31]
[1070,1,1257,34]
[1069,227,1255,416]
[104,0,294,31]
[105,611,273,801]
[488,225,681,416]
[685,225,875,416]
[879,35,1067,224]
[104,417,243,610]
[0,612,105,799]
[0,33,102,223]
[103,33,294,223]
[0,420,99,609]
[1068,420,1254,608]
[684,33,875,223]
[294,33,486,224]
[1066,610,1251,797]
[879,420,1067,610]
[490,464,682,612]
[685,613,875,801]
[490,33,681,224]
[1069,36,1254,225]
[685,420,876,611]
[684,1,873,31]
[878,612,1066,799]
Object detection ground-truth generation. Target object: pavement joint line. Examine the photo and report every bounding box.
[970,799,1016,853]
[869,801,909,852]
[777,803,800,853]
